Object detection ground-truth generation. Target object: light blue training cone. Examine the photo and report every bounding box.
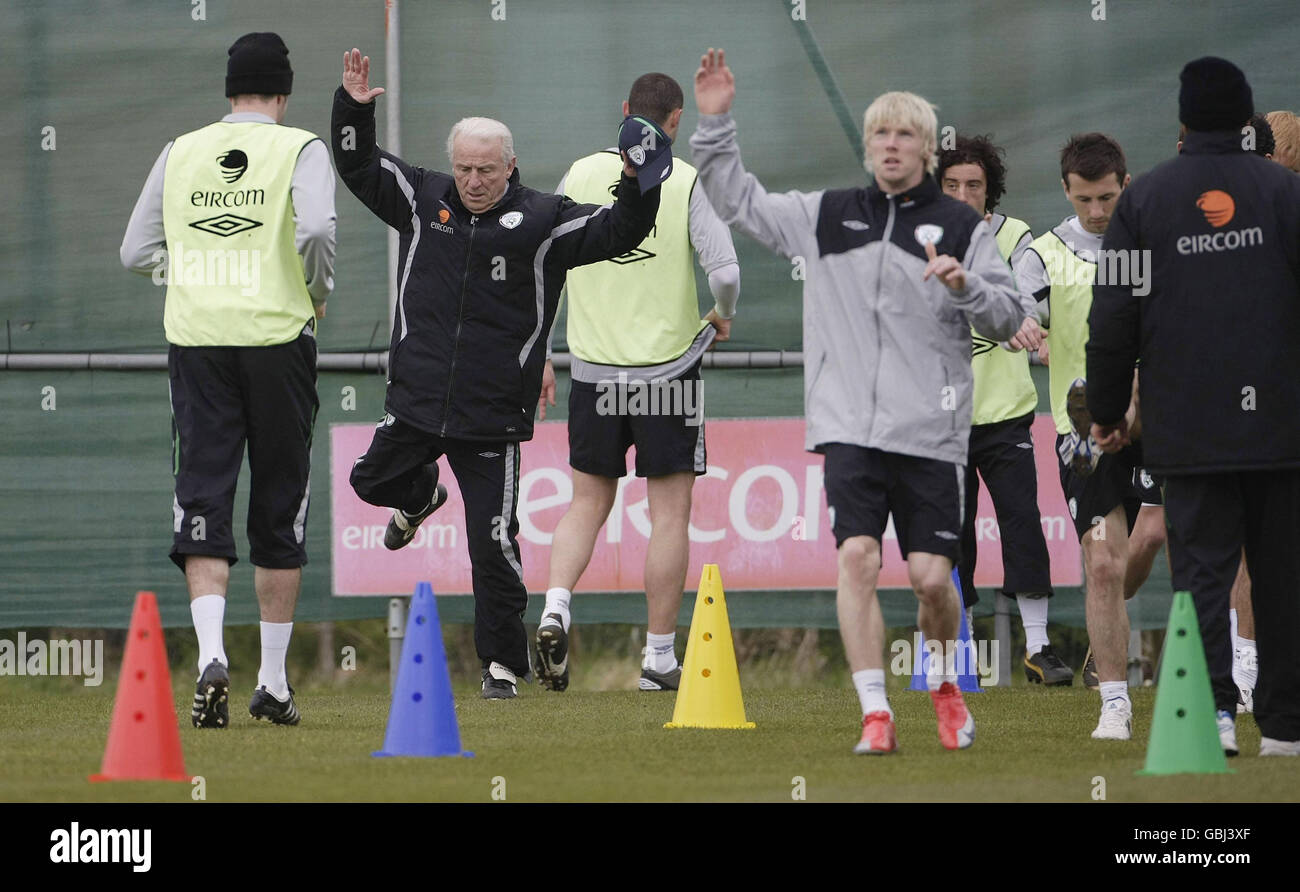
[909,569,983,693]
[373,581,473,758]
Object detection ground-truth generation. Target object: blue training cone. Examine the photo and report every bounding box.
[373,581,473,758]
[909,569,983,693]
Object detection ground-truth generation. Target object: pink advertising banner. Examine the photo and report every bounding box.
[330,416,1081,596]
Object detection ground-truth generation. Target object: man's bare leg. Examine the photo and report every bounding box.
[186,555,229,601]
[534,470,618,690]
[1231,550,1254,638]
[838,536,885,673]
[1230,550,1257,710]
[186,555,230,674]
[544,469,618,627]
[908,550,975,749]
[254,566,300,699]
[1084,505,1133,738]
[908,552,960,666]
[1123,505,1166,600]
[644,472,694,652]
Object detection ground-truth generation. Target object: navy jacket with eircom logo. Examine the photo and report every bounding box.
[331,87,660,442]
[690,113,1032,466]
[1087,129,1300,475]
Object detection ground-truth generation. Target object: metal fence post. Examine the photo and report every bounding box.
[994,592,1013,687]
[387,596,408,693]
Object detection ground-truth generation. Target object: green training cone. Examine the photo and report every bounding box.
[1137,591,1231,776]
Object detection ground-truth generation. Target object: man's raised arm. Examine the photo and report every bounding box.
[689,48,819,261]
[331,48,422,231]
[549,168,661,270]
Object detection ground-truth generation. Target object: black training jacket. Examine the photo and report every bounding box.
[332,87,659,441]
[1087,129,1300,474]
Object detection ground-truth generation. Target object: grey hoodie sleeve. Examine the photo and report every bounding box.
[120,142,172,274]
[292,139,337,304]
[952,220,1034,342]
[690,113,820,261]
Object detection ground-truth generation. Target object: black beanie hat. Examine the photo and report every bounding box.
[1179,56,1252,132]
[226,32,293,97]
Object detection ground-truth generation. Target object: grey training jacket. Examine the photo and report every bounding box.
[691,113,1033,465]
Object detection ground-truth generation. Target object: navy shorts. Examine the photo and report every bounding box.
[567,363,706,478]
[822,443,963,563]
[168,331,318,571]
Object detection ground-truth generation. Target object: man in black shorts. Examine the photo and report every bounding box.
[534,72,740,693]
[120,33,336,728]
[936,134,1071,686]
[693,51,1031,753]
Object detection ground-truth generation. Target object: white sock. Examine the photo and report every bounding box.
[1017,595,1050,655]
[1229,608,1239,650]
[190,595,227,673]
[926,638,957,691]
[1234,638,1257,688]
[1099,680,1129,707]
[852,668,892,718]
[644,631,677,672]
[542,587,571,632]
[257,622,293,699]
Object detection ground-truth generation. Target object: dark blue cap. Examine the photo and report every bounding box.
[618,115,673,193]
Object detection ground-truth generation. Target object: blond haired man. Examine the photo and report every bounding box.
[1264,110,1300,171]
[691,50,1033,754]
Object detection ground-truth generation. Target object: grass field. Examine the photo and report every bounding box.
[2,671,1292,803]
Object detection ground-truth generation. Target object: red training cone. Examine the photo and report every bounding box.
[90,591,189,782]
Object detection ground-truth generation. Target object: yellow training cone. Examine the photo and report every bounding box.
[664,564,756,730]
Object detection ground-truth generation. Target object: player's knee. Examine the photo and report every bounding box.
[838,536,880,577]
[1085,551,1125,593]
[910,572,952,605]
[348,470,380,506]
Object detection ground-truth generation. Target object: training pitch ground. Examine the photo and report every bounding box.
[1,677,1293,803]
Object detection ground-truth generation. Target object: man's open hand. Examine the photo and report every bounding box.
[537,359,556,421]
[922,239,966,292]
[343,48,385,104]
[694,48,735,115]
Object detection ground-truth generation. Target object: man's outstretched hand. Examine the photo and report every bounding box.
[694,48,735,115]
[343,48,385,104]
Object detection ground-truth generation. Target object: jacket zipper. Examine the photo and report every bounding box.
[440,214,478,436]
[870,198,897,443]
